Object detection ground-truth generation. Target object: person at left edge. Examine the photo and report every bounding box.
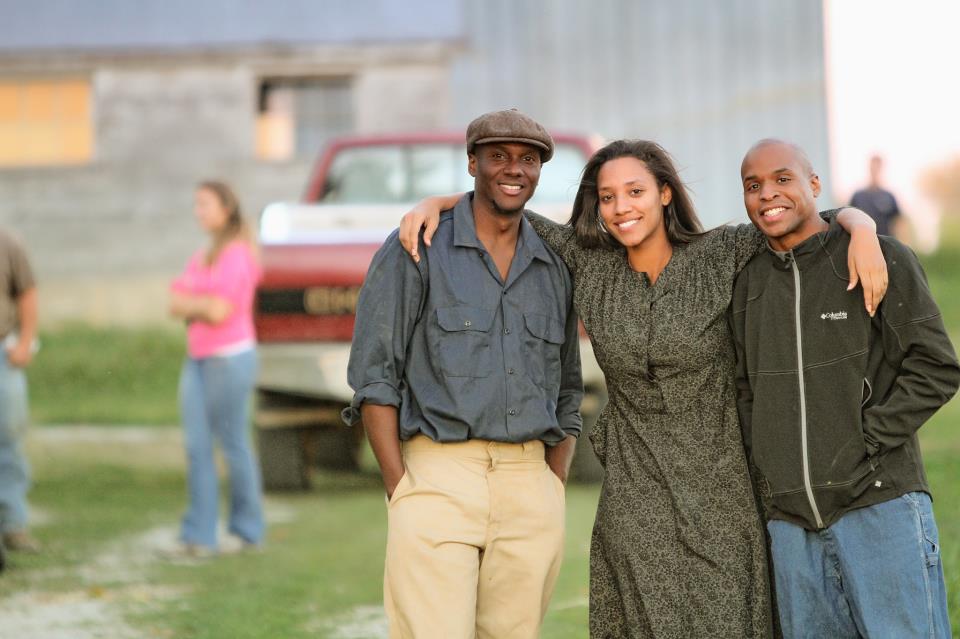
[342,108,582,639]
[0,228,40,555]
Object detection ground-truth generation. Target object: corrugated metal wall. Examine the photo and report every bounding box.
[448,0,832,226]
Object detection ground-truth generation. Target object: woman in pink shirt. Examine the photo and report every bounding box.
[168,181,264,556]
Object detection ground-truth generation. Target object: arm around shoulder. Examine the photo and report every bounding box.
[524,210,580,275]
[713,223,764,275]
[833,207,887,315]
[400,193,462,261]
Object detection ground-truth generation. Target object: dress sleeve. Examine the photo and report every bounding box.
[819,208,841,224]
[523,210,581,276]
[707,224,765,276]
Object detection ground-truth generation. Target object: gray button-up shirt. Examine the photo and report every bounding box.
[342,193,583,444]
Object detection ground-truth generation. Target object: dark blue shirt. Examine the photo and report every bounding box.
[850,187,900,236]
[342,193,583,444]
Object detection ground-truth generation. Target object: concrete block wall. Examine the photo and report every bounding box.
[0,43,453,325]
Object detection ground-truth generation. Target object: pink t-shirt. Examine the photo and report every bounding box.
[171,241,262,359]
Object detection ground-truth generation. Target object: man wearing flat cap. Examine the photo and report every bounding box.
[344,109,582,638]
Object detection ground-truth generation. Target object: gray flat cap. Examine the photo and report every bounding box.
[466,108,554,163]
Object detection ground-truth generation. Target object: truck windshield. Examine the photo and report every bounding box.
[319,142,585,208]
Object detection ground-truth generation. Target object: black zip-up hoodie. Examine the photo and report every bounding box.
[730,217,960,531]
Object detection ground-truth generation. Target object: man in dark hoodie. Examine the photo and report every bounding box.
[730,139,959,638]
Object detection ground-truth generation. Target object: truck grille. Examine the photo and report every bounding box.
[257,287,361,316]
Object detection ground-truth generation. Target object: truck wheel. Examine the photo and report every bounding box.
[569,387,606,483]
[254,391,364,489]
[258,427,310,490]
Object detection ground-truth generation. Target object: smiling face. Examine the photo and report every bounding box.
[194,187,230,234]
[597,156,672,250]
[469,142,541,216]
[741,142,823,251]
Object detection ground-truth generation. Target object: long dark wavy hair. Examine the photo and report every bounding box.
[569,139,705,248]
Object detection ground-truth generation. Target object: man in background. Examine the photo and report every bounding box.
[0,228,40,556]
[850,154,906,238]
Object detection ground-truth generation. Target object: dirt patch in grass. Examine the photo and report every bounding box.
[0,588,142,639]
[8,425,304,638]
[0,524,185,639]
[308,603,388,639]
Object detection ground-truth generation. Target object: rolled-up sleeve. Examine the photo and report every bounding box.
[341,232,427,426]
[556,272,584,438]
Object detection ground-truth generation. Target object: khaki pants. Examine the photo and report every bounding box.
[384,435,566,639]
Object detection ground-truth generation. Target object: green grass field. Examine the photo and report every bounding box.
[2,432,957,637]
[27,323,184,425]
[3,238,959,637]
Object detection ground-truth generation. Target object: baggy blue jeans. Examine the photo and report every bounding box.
[768,492,951,639]
[0,354,30,534]
[178,349,264,548]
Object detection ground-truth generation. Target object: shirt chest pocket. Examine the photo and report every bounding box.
[434,306,496,378]
[522,312,565,388]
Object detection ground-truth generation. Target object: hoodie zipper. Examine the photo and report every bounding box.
[789,252,825,529]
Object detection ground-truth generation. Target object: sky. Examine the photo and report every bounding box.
[824,0,960,249]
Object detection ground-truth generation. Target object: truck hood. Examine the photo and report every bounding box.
[258,200,573,246]
[259,202,411,245]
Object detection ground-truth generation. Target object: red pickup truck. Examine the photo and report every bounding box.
[254,132,606,489]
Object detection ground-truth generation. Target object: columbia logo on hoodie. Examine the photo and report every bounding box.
[821,311,848,320]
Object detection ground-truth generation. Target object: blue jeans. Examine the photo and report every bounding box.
[0,354,29,534]
[179,349,264,548]
[768,492,950,639]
